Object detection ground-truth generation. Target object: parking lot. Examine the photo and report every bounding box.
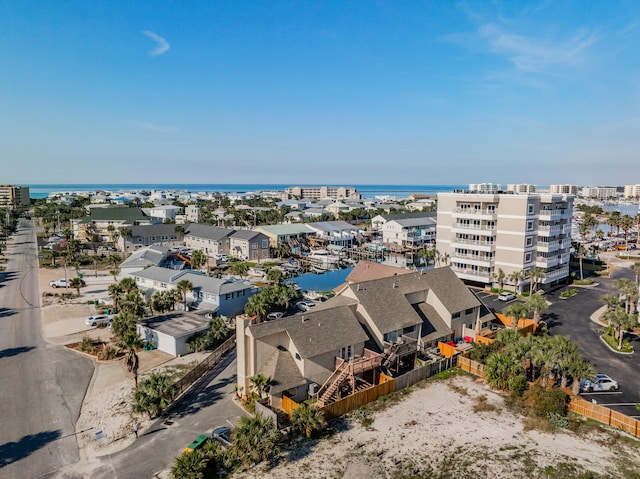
[474,279,640,419]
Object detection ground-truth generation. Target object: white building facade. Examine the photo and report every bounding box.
[436,192,574,292]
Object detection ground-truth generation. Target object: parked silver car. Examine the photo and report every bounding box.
[211,426,232,447]
[85,315,113,327]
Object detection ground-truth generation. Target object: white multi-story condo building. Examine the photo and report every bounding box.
[506,184,537,194]
[623,184,640,198]
[550,184,579,195]
[437,191,574,292]
[468,183,501,194]
[580,186,618,199]
[284,186,361,200]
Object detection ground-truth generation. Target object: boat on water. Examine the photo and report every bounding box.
[302,290,324,300]
[247,267,266,277]
[306,249,341,269]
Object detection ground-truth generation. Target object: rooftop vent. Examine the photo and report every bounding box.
[392,282,398,289]
[301,316,308,322]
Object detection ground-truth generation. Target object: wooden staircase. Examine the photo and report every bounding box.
[316,353,383,407]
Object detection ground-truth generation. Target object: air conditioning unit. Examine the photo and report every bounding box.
[308,383,319,396]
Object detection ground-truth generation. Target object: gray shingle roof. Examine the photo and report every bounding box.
[230,230,264,241]
[185,224,235,241]
[249,305,369,359]
[78,207,149,224]
[390,217,437,227]
[258,348,306,395]
[347,267,480,334]
[128,224,182,237]
[121,245,168,269]
[132,267,255,295]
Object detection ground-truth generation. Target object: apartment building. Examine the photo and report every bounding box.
[623,184,640,198]
[284,186,361,200]
[436,192,574,292]
[550,184,579,195]
[0,185,30,209]
[580,186,618,199]
[468,183,501,194]
[506,184,537,194]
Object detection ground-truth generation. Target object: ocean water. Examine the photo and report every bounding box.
[27,184,466,200]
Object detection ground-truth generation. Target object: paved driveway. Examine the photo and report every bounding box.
[540,270,640,418]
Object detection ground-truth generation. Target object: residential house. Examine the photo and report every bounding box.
[183,224,235,258]
[229,230,271,261]
[138,312,210,357]
[253,224,315,249]
[131,266,258,317]
[304,220,362,248]
[72,207,158,243]
[370,212,436,232]
[142,205,182,222]
[381,216,437,249]
[236,266,485,409]
[120,245,170,277]
[118,224,184,253]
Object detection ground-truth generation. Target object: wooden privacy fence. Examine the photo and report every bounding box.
[281,394,301,416]
[174,336,236,398]
[321,380,395,419]
[393,356,457,391]
[568,395,640,438]
[457,356,485,378]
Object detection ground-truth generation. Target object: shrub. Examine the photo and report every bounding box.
[522,385,568,418]
[79,335,96,353]
[97,344,118,360]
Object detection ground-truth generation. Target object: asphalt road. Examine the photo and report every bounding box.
[83,351,245,478]
[0,218,93,478]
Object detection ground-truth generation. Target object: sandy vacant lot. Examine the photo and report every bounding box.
[236,375,639,479]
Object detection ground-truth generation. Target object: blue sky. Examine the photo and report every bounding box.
[2,1,639,186]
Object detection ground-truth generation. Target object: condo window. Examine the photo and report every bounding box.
[526,237,533,247]
[527,220,534,231]
[465,308,474,315]
[528,204,535,214]
[452,312,461,319]
[262,239,269,248]
[525,252,532,263]
[252,243,258,249]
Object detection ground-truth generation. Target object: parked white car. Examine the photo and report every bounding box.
[49,278,70,288]
[296,300,316,312]
[580,374,619,393]
[498,292,516,302]
[266,312,284,321]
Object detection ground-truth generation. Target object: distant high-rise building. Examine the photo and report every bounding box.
[437,191,574,292]
[623,184,640,198]
[550,184,579,195]
[468,183,501,194]
[506,184,537,194]
[0,185,30,209]
[284,186,361,200]
[580,186,618,199]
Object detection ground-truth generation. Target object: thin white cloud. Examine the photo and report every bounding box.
[476,23,598,73]
[129,120,176,134]
[142,30,170,57]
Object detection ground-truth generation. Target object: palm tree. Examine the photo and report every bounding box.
[577,244,587,280]
[232,262,249,277]
[176,280,194,311]
[527,267,546,294]
[113,311,144,388]
[244,293,270,321]
[107,283,124,311]
[190,250,206,271]
[621,215,634,249]
[109,268,120,282]
[603,306,635,350]
[69,277,86,295]
[249,374,271,400]
[170,449,209,479]
[526,294,548,324]
[493,268,506,291]
[508,270,524,295]
[631,261,640,288]
[108,254,121,269]
[503,302,531,329]
[567,357,596,395]
[266,268,284,284]
[174,224,185,235]
[231,414,282,469]
[291,402,327,438]
[601,294,620,315]
[484,351,523,391]
[208,317,231,345]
